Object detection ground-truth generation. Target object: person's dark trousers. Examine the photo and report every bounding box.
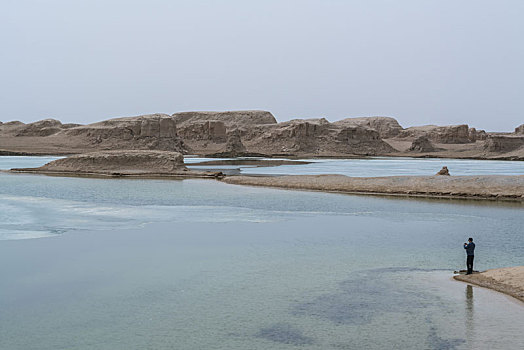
[466,255,474,274]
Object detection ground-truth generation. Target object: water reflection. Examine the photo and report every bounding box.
[465,285,474,340]
[292,268,469,348]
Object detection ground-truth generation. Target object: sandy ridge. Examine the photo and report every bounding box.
[221,174,524,201]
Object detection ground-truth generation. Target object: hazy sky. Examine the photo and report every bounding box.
[1,0,523,131]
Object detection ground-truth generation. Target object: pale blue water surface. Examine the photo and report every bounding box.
[186,156,524,176]
[0,156,523,349]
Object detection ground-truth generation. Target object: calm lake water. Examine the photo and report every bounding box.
[186,156,524,176]
[0,156,523,349]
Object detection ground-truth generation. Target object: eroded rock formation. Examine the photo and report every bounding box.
[436,166,450,176]
[1,111,522,160]
[177,116,396,156]
[177,120,227,143]
[484,135,524,153]
[0,119,80,137]
[408,136,437,153]
[173,110,277,128]
[334,117,403,138]
[15,119,64,136]
[399,124,472,144]
[468,128,487,142]
[239,119,395,156]
[224,129,247,156]
[64,114,185,152]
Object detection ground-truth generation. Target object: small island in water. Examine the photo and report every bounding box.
[9,150,223,179]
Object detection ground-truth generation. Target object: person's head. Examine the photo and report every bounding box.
[468,237,473,242]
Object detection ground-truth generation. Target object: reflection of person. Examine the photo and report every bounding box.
[465,285,474,335]
[463,238,475,274]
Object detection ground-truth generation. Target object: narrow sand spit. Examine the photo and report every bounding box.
[454,266,524,303]
[222,174,524,201]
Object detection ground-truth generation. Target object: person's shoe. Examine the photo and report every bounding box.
[466,272,472,275]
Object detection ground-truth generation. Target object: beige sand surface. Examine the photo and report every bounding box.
[454,266,524,303]
[8,150,223,179]
[222,174,524,201]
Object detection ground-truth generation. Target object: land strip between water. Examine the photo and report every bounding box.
[221,174,524,201]
[6,151,524,201]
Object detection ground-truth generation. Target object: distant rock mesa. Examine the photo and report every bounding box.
[1,112,523,160]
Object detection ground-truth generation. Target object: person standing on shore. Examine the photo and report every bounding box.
[464,238,475,274]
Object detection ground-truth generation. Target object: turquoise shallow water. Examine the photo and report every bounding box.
[0,157,523,349]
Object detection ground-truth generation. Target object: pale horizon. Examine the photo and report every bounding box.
[2,0,523,132]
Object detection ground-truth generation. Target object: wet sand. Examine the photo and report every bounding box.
[454,266,524,303]
[222,174,524,201]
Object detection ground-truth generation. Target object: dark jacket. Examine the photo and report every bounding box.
[464,242,475,256]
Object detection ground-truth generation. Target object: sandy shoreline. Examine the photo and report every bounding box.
[5,150,225,179]
[454,266,524,303]
[222,174,524,201]
[5,168,223,179]
[7,161,524,200]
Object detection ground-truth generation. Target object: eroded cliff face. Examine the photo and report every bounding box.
[172,115,396,156]
[398,124,475,144]
[63,114,185,152]
[481,124,524,158]
[216,119,396,156]
[254,119,332,154]
[0,114,186,154]
[1,112,523,160]
[0,119,80,137]
[484,135,524,153]
[177,121,227,143]
[172,110,277,127]
[468,128,487,142]
[408,136,437,153]
[224,129,247,156]
[334,117,403,138]
[171,110,277,155]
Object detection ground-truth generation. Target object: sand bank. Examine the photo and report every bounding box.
[222,174,524,201]
[8,150,223,179]
[454,266,524,303]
